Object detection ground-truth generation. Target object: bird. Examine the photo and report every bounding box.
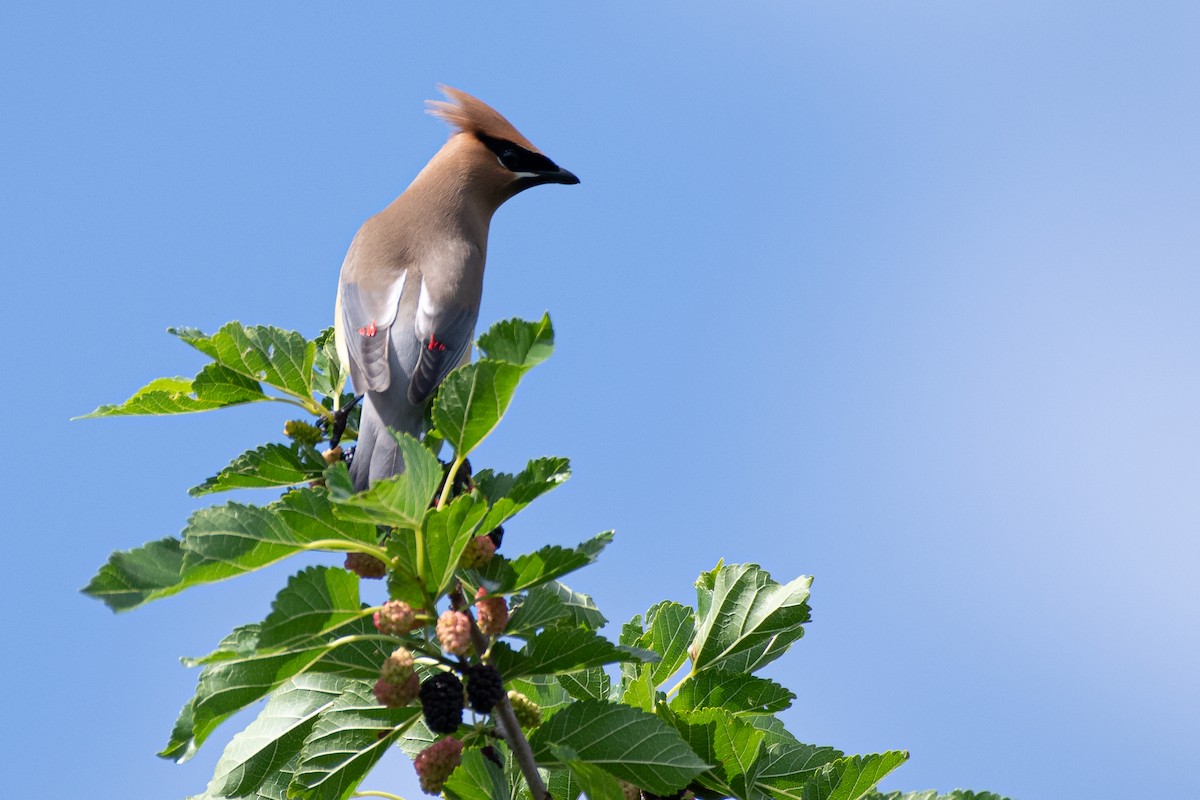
[334,86,579,490]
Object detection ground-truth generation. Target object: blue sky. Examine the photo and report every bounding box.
[3,2,1198,798]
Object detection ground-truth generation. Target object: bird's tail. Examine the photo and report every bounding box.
[349,392,425,491]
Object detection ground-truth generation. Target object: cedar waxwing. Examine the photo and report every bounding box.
[335,86,578,489]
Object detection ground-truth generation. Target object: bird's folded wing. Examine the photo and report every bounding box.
[408,302,475,406]
[336,273,407,393]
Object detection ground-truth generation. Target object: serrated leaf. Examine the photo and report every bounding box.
[432,359,525,457]
[673,670,795,716]
[167,489,378,594]
[530,701,709,795]
[557,666,612,702]
[474,456,571,532]
[476,313,555,368]
[642,601,696,686]
[498,627,651,681]
[311,327,346,400]
[425,492,487,595]
[79,372,269,418]
[443,749,509,800]
[172,322,316,400]
[257,567,365,651]
[331,431,442,528]
[169,616,391,757]
[191,442,328,496]
[193,362,268,405]
[555,753,625,800]
[199,675,344,798]
[506,588,571,637]
[289,679,423,800]
[800,753,909,800]
[81,537,187,611]
[691,564,811,675]
[471,532,613,595]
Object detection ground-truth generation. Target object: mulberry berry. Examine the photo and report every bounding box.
[420,671,465,734]
[506,690,542,729]
[379,647,415,685]
[413,736,463,795]
[436,610,471,655]
[486,525,504,549]
[283,419,324,446]
[374,600,419,636]
[373,673,419,708]
[459,534,496,569]
[344,552,386,579]
[474,588,508,636]
[464,665,504,714]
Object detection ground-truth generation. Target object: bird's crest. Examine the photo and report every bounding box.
[427,85,540,152]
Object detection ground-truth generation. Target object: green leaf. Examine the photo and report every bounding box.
[752,725,841,790]
[79,373,268,418]
[641,601,696,686]
[506,588,572,637]
[198,674,344,798]
[691,563,811,675]
[443,749,509,800]
[257,567,365,651]
[672,669,796,716]
[557,666,612,702]
[171,322,316,401]
[288,680,422,800]
[193,363,269,405]
[555,752,625,800]
[311,327,346,400]
[476,313,555,368]
[801,753,909,800]
[493,627,651,681]
[432,359,525,457]
[330,431,442,528]
[474,456,571,532]
[81,537,187,611]
[530,701,709,795]
[667,707,764,799]
[190,442,327,496]
[168,615,391,757]
[424,492,487,595]
[174,489,378,592]
[470,532,613,595]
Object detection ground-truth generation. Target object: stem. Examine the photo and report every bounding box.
[437,455,466,510]
[465,611,550,800]
[353,792,407,800]
[663,668,695,701]
[300,540,390,562]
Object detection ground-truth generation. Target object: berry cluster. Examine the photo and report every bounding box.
[283,419,324,446]
[436,610,471,655]
[373,647,419,708]
[474,588,508,636]
[413,736,463,795]
[419,671,465,734]
[506,690,542,729]
[459,534,496,569]
[373,600,420,636]
[464,665,504,714]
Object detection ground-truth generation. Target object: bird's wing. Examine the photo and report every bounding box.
[408,278,477,405]
[336,272,407,393]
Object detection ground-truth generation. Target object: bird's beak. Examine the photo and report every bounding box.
[541,167,580,185]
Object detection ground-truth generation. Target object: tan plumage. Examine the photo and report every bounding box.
[335,86,578,489]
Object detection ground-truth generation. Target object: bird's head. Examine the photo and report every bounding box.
[427,85,579,203]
